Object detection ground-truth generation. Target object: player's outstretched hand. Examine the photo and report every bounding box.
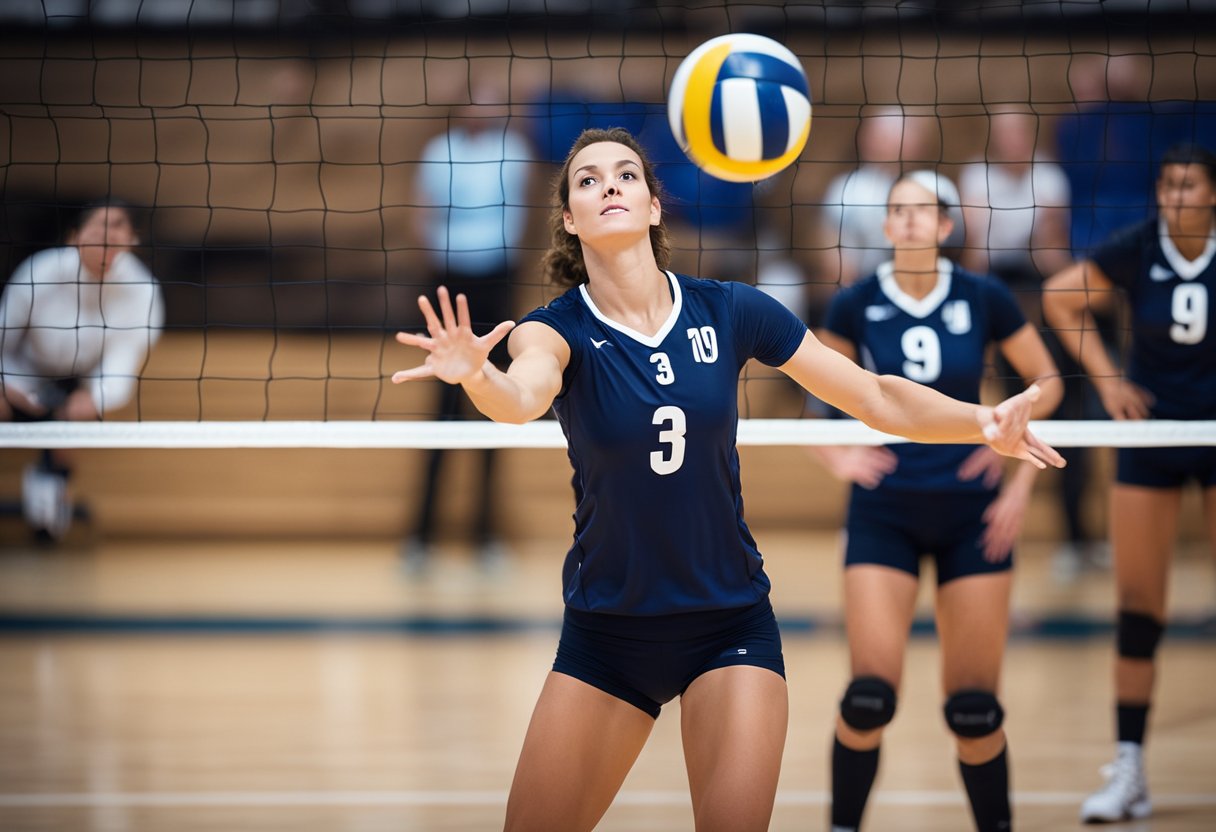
[977,383,1066,470]
[391,286,515,386]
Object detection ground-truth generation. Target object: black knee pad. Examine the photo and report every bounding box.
[1118,610,1164,660]
[943,690,1004,739]
[839,676,897,731]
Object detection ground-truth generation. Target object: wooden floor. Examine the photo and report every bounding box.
[0,534,1214,831]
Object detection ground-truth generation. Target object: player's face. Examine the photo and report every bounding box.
[72,207,137,279]
[563,141,661,245]
[1157,162,1216,234]
[884,179,952,251]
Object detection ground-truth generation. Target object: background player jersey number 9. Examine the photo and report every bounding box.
[1171,284,1208,344]
[901,325,942,383]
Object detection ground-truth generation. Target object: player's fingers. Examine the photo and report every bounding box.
[437,285,458,330]
[395,331,434,349]
[455,292,474,331]
[984,464,1003,489]
[391,365,436,383]
[418,295,443,337]
[1025,434,1065,468]
[481,320,517,349]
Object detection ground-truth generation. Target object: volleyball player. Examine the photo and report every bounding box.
[813,171,1062,832]
[1042,142,1216,824]
[0,200,163,539]
[391,128,1064,832]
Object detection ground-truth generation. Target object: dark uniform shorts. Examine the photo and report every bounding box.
[552,595,785,718]
[844,486,1008,585]
[1117,445,1216,489]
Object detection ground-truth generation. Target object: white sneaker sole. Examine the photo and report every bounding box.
[1081,798,1151,824]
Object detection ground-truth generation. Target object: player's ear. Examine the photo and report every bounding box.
[563,209,577,235]
[650,196,661,227]
[937,214,955,245]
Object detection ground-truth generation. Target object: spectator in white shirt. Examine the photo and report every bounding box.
[402,93,534,575]
[1,200,164,538]
[960,108,1072,306]
[819,106,943,291]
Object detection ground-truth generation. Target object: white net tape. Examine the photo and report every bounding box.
[1,420,1213,449]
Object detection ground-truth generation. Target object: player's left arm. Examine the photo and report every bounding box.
[88,268,165,415]
[779,330,1064,469]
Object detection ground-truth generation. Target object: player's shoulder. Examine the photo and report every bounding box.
[109,251,156,284]
[519,284,591,339]
[676,271,732,297]
[678,273,773,317]
[949,262,995,288]
[948,262,1017,302]
[530,283,584,315]
[1103,218,1157,251]
[12,247,76,283]
[838,271,883,305]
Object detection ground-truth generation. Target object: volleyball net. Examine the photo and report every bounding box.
[1,1,1215,452]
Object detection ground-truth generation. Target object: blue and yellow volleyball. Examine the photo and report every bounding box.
[667,34,812,183]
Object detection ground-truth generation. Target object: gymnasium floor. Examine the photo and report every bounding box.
[0,532,1214,831]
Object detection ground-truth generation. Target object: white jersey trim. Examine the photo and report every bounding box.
[1158,217,1216,281]
[578,270,683,348]
[876,258,954,319]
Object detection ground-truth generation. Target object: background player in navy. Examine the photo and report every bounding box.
[1043,143,1216,824]
[814,171,1063,832]
[390,128,1064,832]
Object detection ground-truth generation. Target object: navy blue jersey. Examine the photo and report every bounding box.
[1090,218,1216,419]
[519,272,806,616]
[824,259,1026,492]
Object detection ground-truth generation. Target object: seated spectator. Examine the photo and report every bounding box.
[1,200,164,539]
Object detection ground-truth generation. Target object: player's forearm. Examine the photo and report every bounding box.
[460,361,553,424]
[1044,302,1121,384]
[866,373,986,444]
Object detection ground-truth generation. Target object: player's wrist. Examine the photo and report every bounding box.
[459,361,497,393]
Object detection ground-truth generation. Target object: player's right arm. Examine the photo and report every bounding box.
[1042,259,1151,420]
[0,256,48,417]
[392,286,567,424]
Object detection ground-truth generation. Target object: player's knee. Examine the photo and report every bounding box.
[1118,610,1164,660]
[943,690,1004,739]
[839,676,897,732]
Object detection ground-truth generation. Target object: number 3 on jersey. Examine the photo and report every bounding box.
[651,405,686,475]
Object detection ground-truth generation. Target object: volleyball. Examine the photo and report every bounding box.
[667,33,812,183]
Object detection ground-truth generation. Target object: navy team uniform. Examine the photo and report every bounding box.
[824,259,1026,583]
[1090,218,1216,488]
[518,271,806,717]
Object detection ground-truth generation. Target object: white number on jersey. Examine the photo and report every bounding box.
[900,325,942,383]
[651,352,675,385]
[1170,283,1209,345]
[650,405,686,475]
[687,326,719,363]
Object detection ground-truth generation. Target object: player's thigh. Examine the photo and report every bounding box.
[505,671,654,832]
[843,564,919,684]
[680,665,788,832]
[1110,483,1182,616]
[935,571,1012,692]
[1204,486,1216,558]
